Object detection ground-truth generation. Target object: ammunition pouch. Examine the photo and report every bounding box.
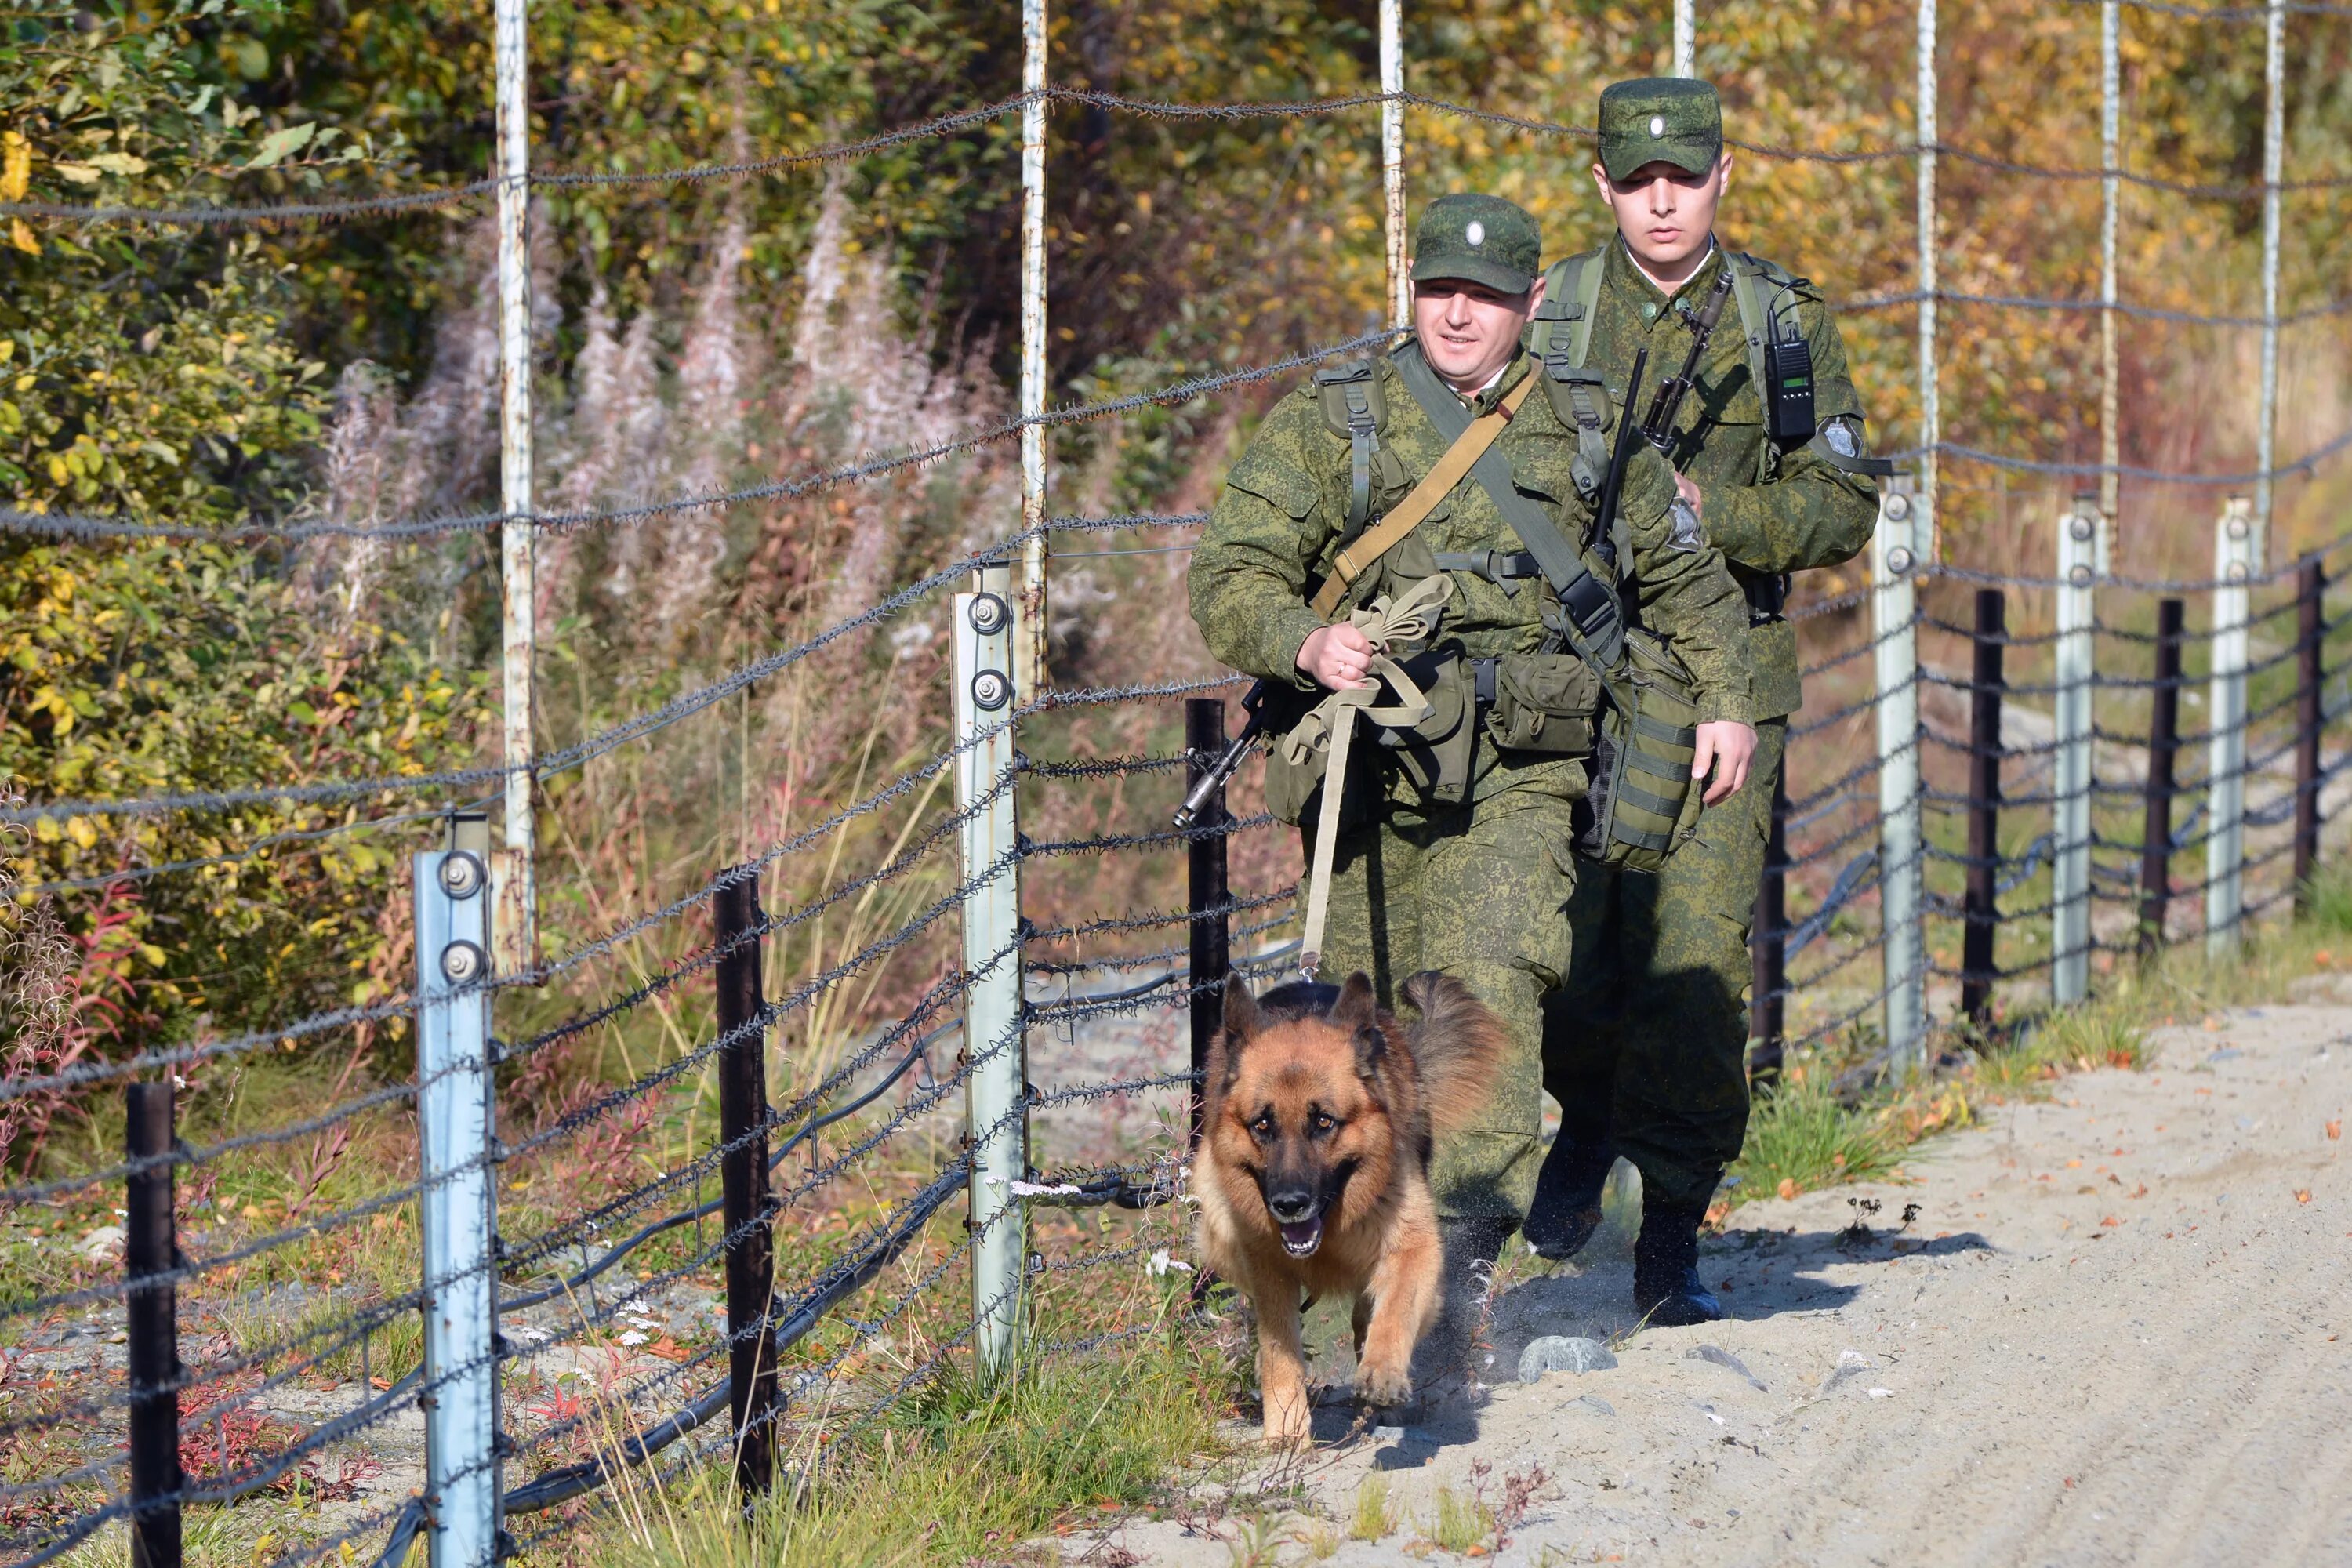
[1481,653,1601,756]
[1572,630,1708,873]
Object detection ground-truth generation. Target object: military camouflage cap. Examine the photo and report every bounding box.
[1409,193,1541,295]
[1597,78,1723,182]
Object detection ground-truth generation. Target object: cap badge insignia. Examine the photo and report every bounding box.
[1465,220,1485,246]
[1650,114,1666,137]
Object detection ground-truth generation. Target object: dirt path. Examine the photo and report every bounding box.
[1063,1000,2352,1567]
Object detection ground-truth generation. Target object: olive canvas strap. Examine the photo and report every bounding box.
[1307,372,1536,620]
[1289,575,1454,977]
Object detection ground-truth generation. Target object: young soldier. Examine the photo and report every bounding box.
[1527,78,1887,1325]
[1189,193,1756,1387]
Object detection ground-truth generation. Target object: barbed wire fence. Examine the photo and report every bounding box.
[2,0,2348,1564]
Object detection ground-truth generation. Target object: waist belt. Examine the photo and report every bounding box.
[1743,572,1791,619]
[1434,550,1543,591]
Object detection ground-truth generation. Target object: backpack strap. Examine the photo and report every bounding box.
[1392,345,1628,670]
[1528,251,1605,369]
[1307,365,1535,620]
[1530,251,1613,502]
[1313,358,1385,541]
[1723,249,1810,481]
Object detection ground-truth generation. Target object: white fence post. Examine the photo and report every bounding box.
[1914,0,1940,543]
[2052,496,2103,1003]
[2253,0,2285,543]
[416,821,500,1568]
[1874,479,1927,1073]
[2207,498,2259,953]
[1379,0,1406,329]
[957,564,1025,1374]
[1016,0,1050,697]
[492,0,537,973]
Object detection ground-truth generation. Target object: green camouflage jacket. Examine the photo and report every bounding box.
[1570,238,1879,719]
[1189,343,1753,794]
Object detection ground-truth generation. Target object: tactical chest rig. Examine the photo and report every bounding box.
[1275,340,1708,873]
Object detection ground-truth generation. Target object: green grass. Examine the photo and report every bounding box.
[536,1331,1227,1568]
[1348,1475,1396,1541]
[1725,869,2352,1214]
[1729,1072,1904,1202]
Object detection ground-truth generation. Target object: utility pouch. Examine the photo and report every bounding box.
[1572,630,1708,873]
[1483,653,1600,755]
[1261,682,1370,828]
[1378,645,1476,806]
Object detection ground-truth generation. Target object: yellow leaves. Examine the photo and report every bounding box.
[64,814,95,848]
[0,131,26,202]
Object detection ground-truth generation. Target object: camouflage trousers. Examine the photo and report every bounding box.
[1544,718,1788,1210]
[1301,782,1581,1225]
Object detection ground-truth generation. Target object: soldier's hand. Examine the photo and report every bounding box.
[1298,625,1380,691]
[1673,471,1704,520]
[1691,720,1755,805]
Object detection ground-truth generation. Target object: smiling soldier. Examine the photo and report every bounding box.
[1189,193,1755,1399]
[1526,78,1890,1325]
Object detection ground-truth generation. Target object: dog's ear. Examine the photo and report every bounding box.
[1214,975,1259,1091]
[1333,972,1388,1080]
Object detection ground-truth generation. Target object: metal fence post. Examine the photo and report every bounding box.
[2209,498,2258,953]
[1914,0,1940,539]
[1748,771,1788,1083]
[125,1082,181,1568]
[1873,477,1926,1073]
[1184,699,1230,1146]
[956,566,1025,1375]
[2296,560,2326,906]
[2140,598,2186,956]
[1016,0,1050,698]
[713,869,776,1501]
[1379,0,1406,328]
[1962,588,2005,1024]
[2053,497,2103,1003]
[491,0,537,973]
[416,823,499,1568]
[2253,0,2285,544]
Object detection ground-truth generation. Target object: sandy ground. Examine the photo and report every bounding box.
[1057,998,2352,1568]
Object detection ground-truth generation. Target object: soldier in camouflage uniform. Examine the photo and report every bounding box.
[1526,78,1887,1326]
[1189,192,1757,1381]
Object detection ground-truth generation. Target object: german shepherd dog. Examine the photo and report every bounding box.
[1192,970,1508,1445]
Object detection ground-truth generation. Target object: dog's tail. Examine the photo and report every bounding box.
[1399,971,1511,1131]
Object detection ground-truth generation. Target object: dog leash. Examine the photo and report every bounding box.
[1288,573,1455,978]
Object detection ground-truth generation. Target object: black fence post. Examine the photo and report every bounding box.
[1748,768,1788,1084]
[125,1082,182,1568]
[1962,588,2005,1024]
[2296,560,2326,909]
[713,869,776,1503]
[2140,597,2187,957]
[1185,698,1231,1146]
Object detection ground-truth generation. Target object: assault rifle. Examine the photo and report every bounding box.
[1639,266,1737,457]
[1173,680,1272,829]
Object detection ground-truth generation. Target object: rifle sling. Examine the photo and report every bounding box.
[1307,368,1536,620]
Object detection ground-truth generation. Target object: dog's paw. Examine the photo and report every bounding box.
[1355,1359,1414,1410]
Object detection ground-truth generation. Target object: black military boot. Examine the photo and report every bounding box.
[1522,1134,1617,1261]
[1400,1215,1515,1406]
[1632,1192,1724,1327]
